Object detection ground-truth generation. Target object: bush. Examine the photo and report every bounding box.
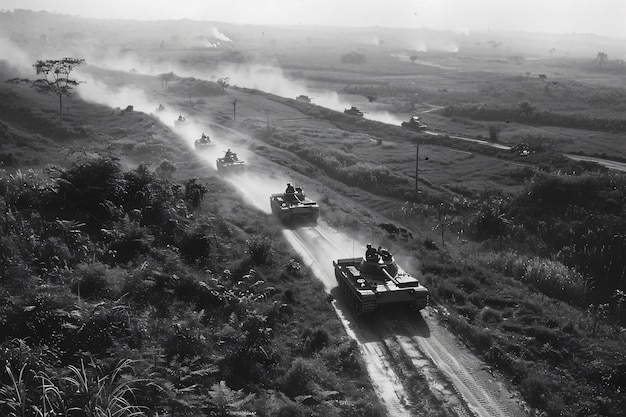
[278,358,320,398]
[247,235,274,265]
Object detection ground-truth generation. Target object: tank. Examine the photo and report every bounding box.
[401,115,428,130]
[194,134,214,151]
[175,115,189,128]
[296,95,311,103]
[270,186,319,225]
[333,249,428,315]
[216,151,246,174]
[344,106,364,117]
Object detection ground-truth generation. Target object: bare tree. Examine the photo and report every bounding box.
[32,58,85,123]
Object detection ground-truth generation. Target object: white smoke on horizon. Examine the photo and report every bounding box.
[212,27,232,42]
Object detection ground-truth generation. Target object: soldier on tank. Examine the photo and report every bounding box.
[224,149,234,163]
[365,243,380,262]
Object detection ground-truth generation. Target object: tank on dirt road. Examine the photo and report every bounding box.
[216,150,246,174]
[296,95,311,103]
[401,115,428,130]
[344,106,364,117]
[270,184,319,226]
[194,133,214,151]
[333,247,428,314]
[175,115,189,128]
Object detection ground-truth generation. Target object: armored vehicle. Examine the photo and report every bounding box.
[344,106,364,117]
[333,247,428,314]
[175,115,189,128]
[401,115,428,130]
[194,133,214,151]
[296,95,311,103]
[216,150,246,174]
[270,184,319,225]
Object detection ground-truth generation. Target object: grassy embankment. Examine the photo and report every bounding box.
[0,85,387,417]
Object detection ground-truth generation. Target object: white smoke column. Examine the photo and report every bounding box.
[76,71,155,114]
[212,28,231,42]
[0,38,34,76]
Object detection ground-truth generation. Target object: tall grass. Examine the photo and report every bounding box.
[0,358,147,417]
[482,251,587,304]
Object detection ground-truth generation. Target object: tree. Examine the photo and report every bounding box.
[159,71,173,89]
[596,52,608,66]
[217,77,230,91]
[32,58,85,123]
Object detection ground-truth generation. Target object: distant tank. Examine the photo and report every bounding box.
[175,115,189,128]
[156,104,166,112]
[333,246,428,314]
[195,133,214,151]
[344,106,364,117]
[216,149,246,174]
[401,115,428,130]
[270,184,319,225]
[296,95,311,103]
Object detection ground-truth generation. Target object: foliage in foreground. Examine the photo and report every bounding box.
[0,158,381,417]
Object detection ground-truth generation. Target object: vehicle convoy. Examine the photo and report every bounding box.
[270,183,319,225]
[216,149,246,173]
[333,244,428,314]
[344,106,364,117]
[194,133,214,151]
[401,115,428,130]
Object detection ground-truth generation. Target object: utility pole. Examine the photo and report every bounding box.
[415,144,419,194]
[232,99,237,121]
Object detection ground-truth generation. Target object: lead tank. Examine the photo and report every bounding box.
[333,248,428,314]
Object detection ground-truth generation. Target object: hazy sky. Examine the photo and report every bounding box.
[2,0,625,38]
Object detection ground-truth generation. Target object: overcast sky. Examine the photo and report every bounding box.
[2,0,625,39]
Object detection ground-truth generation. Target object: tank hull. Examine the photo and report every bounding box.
[194,140,215,151]
[333,257,428,315]
[270,193,319,225]
[344,107,364,117]
[401,116,427,130]
[216,157,247,174]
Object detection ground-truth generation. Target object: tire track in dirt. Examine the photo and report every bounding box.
[284,226,413,417]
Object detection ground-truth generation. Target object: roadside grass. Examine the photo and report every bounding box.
[0,90,385,416]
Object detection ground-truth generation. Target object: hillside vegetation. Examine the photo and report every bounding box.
[0,88,385,417]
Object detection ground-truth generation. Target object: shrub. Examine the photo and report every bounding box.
[247,235,274,265]
[184,178,207,208]
[278,358,320,398]
[179,227,212,266]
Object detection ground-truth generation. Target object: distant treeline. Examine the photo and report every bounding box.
[442,101,626,132]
